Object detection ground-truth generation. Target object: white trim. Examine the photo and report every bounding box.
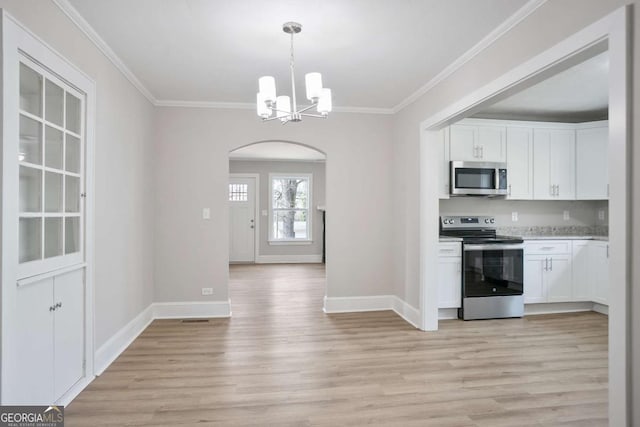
[52,0,156,105]
[153,300,232,319]
[323,295,393,313]
[391,297,420,328]
[392,0,548,113]
[94,304,154,375]
[255,254,322,264]
[267,240,313,246]
[438,308,459,320]
[155,100,394,114]
[230,157,326,163]
[592,303,608,315]
[55,376,94,406]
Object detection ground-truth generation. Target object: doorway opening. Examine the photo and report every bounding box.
[228,141,327,317]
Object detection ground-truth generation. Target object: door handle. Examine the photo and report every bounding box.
[544,258,548,271]
[550,185,554,196]
[508,184,511,196]
[556,185,560,196]
[480,146,484,159]
[549,257,553,271]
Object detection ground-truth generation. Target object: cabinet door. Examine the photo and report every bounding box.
[546,255,572,302]
[533,130,552,199]
[549,129,576,199]
[524,256,546,303]
[572,241,592,302]
[576,126,608,199]
[13,278,55,404]
[477,126,506,162]
[53,269,85,399]
[439,128,451,199]
[449,125,477,161]
[438,257,461,308]
[590,243,609,305]
[506,127,533,199]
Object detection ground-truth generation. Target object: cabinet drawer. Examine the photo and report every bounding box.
[525,241,571,255]
[438,242,461,257]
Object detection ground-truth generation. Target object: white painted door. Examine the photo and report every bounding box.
[449,125,477,161]
[533,129,552,199]
[549,129,576,199]
[437,257,461,308]
[229,177,256,262]
[546,255,572,302]
[572,241,592,302]
[576,126,608,199]
[54,269,85,398]
[524,255,546,303]
[591,242,609,305]
[506,127,533,199]
[477,126,506,162]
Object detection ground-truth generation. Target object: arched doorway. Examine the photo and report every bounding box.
[227,141,327,317]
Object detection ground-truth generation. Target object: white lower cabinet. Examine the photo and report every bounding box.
[571,241,592,301]
[523,254,571,303]
[590,242,609,305]
[12,269,85,404]
[438,243,461,308]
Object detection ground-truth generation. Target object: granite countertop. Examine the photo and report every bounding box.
[497,225,608,242]
[523,235,608,241]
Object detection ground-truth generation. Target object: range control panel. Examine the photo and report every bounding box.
[440,215,496,229]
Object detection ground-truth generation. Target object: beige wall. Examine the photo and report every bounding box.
[0,0,156,349]
[153,108,393,303]
[229,160,326,258]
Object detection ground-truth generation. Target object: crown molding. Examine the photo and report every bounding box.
[155,99,394,114]
[53,0,157,104]
[391,0,548,113]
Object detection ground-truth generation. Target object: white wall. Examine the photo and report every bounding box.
[0,0,156,349]
[229,159,326,258]
[153,108,393,303]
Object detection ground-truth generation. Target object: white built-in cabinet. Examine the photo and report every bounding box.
[449,124,506,162]
[532,128,576,200]
[437,242,461,308]
[523,241,573,303]
[2,15,94,405]
[441,119,608,201]
[590,241,609,305]
[576,125,609,199]
[505,127,533,199]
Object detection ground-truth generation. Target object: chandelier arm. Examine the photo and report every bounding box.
[299,113,328,118]
[295,104,317,114]
[261,115,284,122]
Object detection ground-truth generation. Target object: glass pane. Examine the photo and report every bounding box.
[65,134,81,173]
[45,126,64,169]
[19,63,42,117]
[19,115,42,164]
[272,210,307,240]
[19,166,42,212]
[65,93,81,134]
[272,178,309,209]
[65,217,80,254]
[455,168,495,189]
[65,175,80,212]
[45,80,64,126]
[45,172,64,212]
[229,184,248,201]
[19,217,42,263]
[44,217,63,258]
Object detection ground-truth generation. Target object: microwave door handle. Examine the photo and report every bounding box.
[495,169,500,190]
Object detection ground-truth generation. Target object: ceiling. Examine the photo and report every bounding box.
[65,0,531,111]
[229,142,325,161]
[474,51,609,122]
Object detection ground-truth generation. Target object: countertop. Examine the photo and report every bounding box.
[522,235,609,241]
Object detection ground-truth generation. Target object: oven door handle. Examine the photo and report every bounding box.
[464,243,525,251]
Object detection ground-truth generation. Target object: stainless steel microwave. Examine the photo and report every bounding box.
[450,161,508,196]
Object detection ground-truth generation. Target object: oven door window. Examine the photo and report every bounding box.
[464,248,523,297]
[455,168,495,189]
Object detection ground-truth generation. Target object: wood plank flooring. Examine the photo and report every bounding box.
[66,264,608,426]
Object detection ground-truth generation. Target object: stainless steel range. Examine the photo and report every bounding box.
[440,216,524,320]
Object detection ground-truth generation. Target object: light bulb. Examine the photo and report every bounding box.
[305,72,323,101]
[317,88,332,115]
[258,76,276,104]
[256,92,272,118]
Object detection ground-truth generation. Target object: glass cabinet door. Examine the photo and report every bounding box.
[18,59,85,275]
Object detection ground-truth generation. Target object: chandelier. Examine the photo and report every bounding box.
[256,22,332,123]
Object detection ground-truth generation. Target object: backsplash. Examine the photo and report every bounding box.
[497,225,608,237]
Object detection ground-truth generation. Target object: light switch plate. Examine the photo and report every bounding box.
[563,210,570,220]
[202,208,210,220]
[511,212,518,222]
[201,288,213,296]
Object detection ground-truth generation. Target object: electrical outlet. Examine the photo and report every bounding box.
[563,210,570,220]
[201,288,213,296]
[511,212,518,222]
[598,209,605,221]
[202,208,211,220]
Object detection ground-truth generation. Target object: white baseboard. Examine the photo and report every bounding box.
[524,301,594,315]
[438,308,459,320]
[323,295,393,313]
[94,303,154,375]
[592,302,609,315]
[255,254,322,264]
[56,375,94,406]
[153,300,232,319]
[391,296,420,328]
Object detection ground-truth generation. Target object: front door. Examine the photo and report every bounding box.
[229,176,256,262]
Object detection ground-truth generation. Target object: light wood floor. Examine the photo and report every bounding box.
[66,264,608,426]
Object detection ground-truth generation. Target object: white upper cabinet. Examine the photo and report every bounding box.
[449,124,506,162]
[576,123,608,199]
[505,127,533,199]
[533,128,576,200]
